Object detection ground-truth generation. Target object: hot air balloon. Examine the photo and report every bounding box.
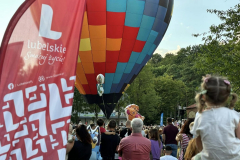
[75,0,174,118]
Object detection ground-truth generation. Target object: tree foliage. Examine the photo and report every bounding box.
[193,3,240,110]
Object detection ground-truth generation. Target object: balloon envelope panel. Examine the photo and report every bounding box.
[75,0,174,115]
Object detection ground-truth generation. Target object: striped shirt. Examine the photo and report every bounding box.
[179,133,190,160]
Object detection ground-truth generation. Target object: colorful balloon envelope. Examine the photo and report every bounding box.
[75,0,174,118]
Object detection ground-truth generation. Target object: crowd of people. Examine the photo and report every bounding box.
[66,75,240,160]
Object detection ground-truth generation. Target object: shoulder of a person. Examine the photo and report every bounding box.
[120,136,128,142]
[163,126,168,131]
[114,133,120,138]
[181,133,187,136]
[101,133,107,138]
[145,137,151,144]
[164,125,169,128]
[228,108,239,115]
[160,156,166,160]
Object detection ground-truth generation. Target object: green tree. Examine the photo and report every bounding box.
[71,87,87,123]
[72,88,101,123]
[154,75,187,122]
[126,65,160,125]
[193,3,240,110]
[149,53,163,66]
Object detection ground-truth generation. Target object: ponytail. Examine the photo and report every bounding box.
[195,93,205,113]
[229,93,238,109]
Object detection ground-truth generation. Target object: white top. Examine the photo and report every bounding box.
[141,130,146,137]
[191,107,240,160]
[160,155,178,160]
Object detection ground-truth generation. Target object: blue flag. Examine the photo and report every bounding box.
[160,113,164,126]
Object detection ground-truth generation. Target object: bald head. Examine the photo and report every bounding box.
[131,118,143,133]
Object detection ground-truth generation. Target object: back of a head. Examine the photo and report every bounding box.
[144,129,149,134]
[108,120,116,129]
[149,128,160,141]
[76,125,92,144]
[195,75,238,113]
[167,117,172,123]
[180,118,194,135]
[159,128,163,134]
[97,118,104,126]
[131,118,143,133]
[126,120,131,127]
[165,146,172,154]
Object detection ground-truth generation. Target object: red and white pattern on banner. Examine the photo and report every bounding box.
[0,0,86,159]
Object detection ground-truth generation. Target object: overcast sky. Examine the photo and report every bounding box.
[0,0,239,56]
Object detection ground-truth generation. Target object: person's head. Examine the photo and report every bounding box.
[131,118,143,133]
[108,120,117,130]
[195,75,238,113]
[164,146,172,155]
[149,128,160,141]
[144,129,149,134]
[97,119,104,127]
[126,120,131,128]
[179,118,194,136]
[76,125,92,144]
[90,123,95,129]
[159,128,163,135]
[167,117,172,124]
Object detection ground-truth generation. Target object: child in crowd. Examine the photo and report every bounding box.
[97,118,115,135]
[160,146,178,160]
[191,75,240,160]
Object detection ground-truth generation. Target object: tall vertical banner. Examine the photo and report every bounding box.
[0,0,85,159]
[160,113,163,126]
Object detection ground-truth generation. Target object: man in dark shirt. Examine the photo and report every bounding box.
[100,120,120,160]
[120,120,132,139]
[162,117,179,158]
